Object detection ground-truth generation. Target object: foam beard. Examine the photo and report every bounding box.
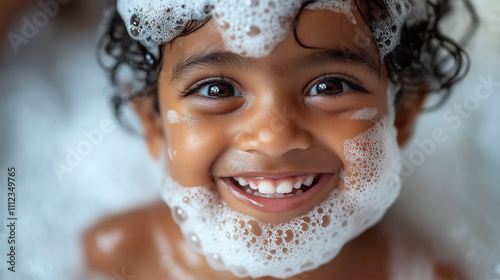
[160,85,402,278]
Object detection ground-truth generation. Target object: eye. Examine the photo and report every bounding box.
[309,80,345,96]
[198,82,242,98]
[306,76,367,97]
[180,78,243,99]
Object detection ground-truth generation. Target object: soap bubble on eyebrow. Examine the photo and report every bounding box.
[350,107,378,121]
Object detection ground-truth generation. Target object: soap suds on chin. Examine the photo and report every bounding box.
[350,107,378,121]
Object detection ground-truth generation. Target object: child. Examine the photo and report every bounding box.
[85,0,474,279]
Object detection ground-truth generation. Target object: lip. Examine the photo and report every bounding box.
[220,173,334,213]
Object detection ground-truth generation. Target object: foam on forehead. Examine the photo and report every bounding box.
[117,0,411,58]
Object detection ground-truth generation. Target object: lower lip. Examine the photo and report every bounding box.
[221,173,334,213]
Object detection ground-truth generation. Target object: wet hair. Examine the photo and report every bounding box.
[98,0,477,124]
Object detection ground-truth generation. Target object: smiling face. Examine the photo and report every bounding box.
[136,7,420,279]
[159,9,388,221]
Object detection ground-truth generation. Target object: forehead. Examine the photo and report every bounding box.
[163,8,380,73]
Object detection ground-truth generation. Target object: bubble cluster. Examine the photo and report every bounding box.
[159,83,402,279]
[117,0,413,59]
[370,0,411,57]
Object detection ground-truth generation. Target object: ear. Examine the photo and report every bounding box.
[394,90,428,146]
[131,96,164,160]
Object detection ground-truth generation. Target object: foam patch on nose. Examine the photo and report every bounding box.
[117,0,412,58]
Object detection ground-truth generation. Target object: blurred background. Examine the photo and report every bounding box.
[0,0,498,279]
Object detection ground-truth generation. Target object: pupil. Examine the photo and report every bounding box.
[208,83,233,97]
[317,81,342,95]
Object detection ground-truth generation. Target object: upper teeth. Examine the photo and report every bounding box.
[233,174,317,194]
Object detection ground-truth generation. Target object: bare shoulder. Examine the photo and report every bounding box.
[83,201,172,275]
[377,217,466,280]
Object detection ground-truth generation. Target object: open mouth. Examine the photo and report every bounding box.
[231,174,320,198]
[221,173,334,213]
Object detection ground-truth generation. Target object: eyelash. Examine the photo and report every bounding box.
[179,77,237,98]
[178,74,368,98]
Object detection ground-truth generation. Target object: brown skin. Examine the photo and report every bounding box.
[85,8,463,280]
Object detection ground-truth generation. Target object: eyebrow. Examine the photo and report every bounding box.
[293,46,380,75]
[171,51,245,82]
[170,46,379,82]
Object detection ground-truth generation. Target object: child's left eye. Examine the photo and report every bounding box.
[306,76,368,97]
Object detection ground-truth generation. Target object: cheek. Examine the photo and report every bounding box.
[308,116,377,162]
[165,120,228,187]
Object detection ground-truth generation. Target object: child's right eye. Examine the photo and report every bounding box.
[180,78,243,99]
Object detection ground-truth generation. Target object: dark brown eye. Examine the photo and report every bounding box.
[310,80,344,96]
[199,83,242,98]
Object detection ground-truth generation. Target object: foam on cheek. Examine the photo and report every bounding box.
[165,110,199,127]
[117,0,412,58]
[160,84,402,279]
[167,148,177,161]
[166,110,181,124]
[350,107,378,121]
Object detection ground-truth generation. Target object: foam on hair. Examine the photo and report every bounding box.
[160,84,402,278]
[117,0,412,58]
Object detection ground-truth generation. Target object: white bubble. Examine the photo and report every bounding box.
[117,0,412,59]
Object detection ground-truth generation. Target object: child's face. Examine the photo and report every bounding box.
[137,7,419,278]
[157,9,388,223]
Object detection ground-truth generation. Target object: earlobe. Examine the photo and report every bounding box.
[394,91,428,146]
[131,96,165,160]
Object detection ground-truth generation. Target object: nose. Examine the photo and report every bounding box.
[235,104,313,157]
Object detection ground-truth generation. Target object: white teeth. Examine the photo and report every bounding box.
[249,182,258,190]
[303,175,315,186]
[253,192,263,197]
[293,179,303,189]
[237,177,249,186]
[233,174,318,197]
[276,181,293,194]
[257,181,275,194]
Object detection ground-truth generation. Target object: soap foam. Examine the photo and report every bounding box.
[117,0,412,58]
[350,107,378,121]
[160,84,402,278]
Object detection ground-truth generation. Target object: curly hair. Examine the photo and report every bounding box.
[98,0,478,125]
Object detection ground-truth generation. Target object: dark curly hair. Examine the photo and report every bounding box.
[98,0,478,126]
